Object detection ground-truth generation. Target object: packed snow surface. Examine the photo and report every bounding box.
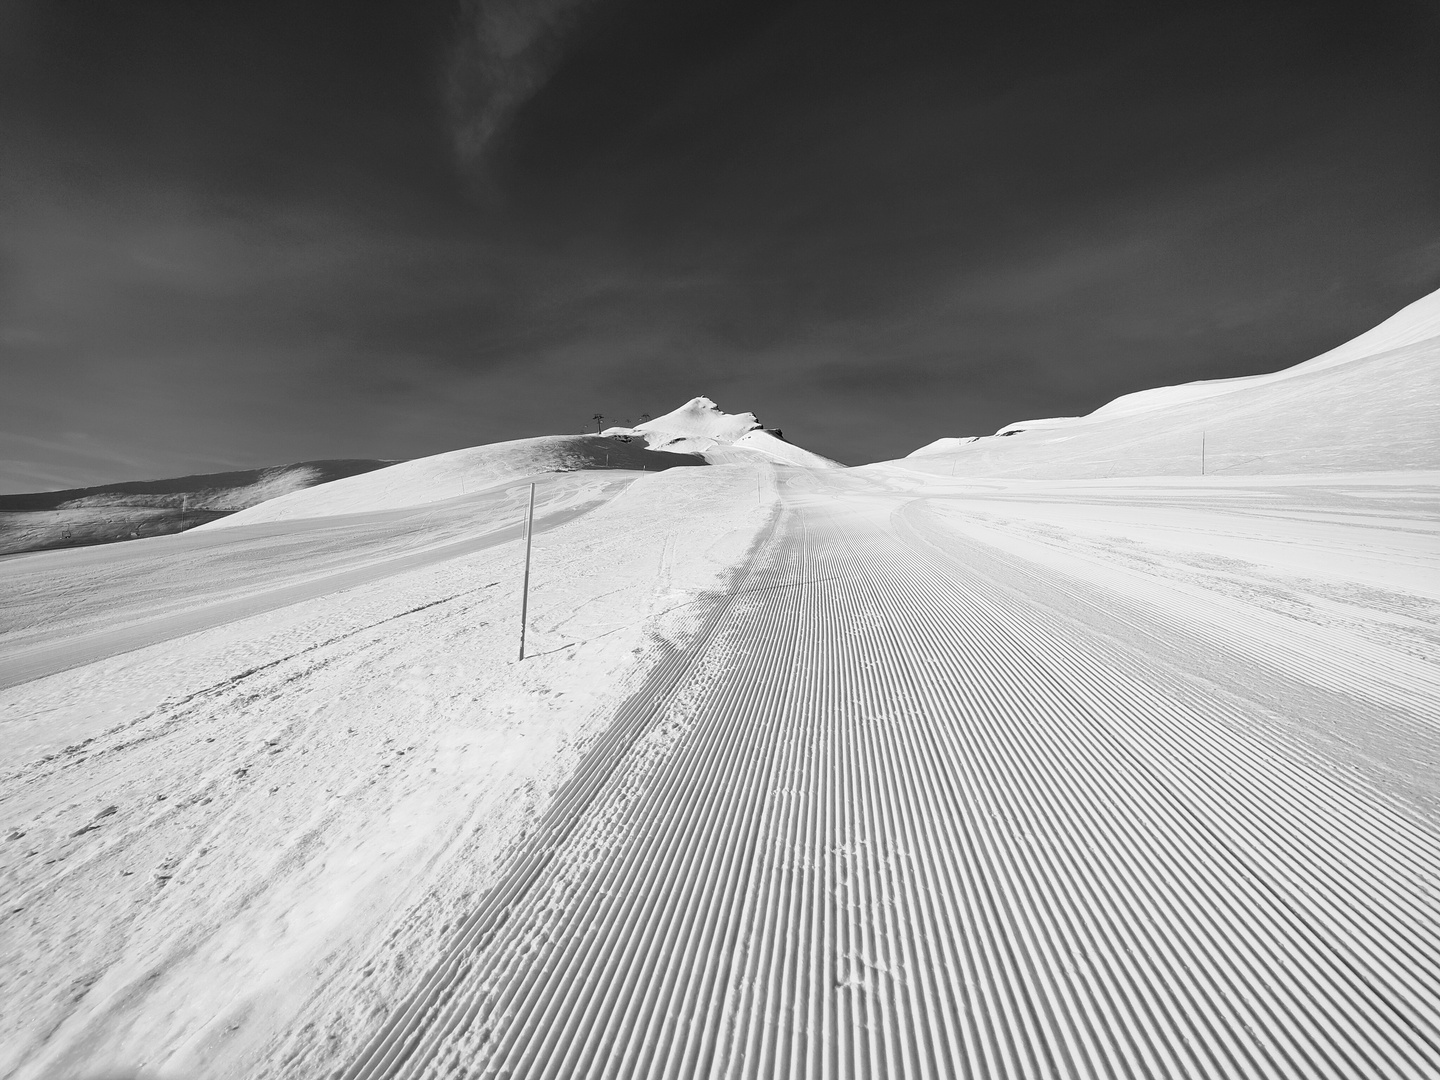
[4,293,1440,1079]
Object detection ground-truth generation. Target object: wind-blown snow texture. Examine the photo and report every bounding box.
[2,291,1438,1079]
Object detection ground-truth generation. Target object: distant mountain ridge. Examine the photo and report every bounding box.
[0,459,396,556]
[0,459,396,511]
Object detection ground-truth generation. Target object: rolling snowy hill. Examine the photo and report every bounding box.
[889,286,1440,478]
[215,398,837,529]
[207,434,708,528]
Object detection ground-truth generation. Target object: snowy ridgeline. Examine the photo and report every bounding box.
[899,285,1440,477]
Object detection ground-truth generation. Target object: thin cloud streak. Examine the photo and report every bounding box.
[447,0,605,174]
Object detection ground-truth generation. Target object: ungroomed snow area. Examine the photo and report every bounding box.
[2,293,1439,1079]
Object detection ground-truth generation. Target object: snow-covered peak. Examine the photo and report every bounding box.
[606,396,760,454]
[605,396,843,468]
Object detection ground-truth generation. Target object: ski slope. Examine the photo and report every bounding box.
[330,469,1440,1080]
[3,462,1436,1079]
[0,473,628,692]
[3,295,1439,1079]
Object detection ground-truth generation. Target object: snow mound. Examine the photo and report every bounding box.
[206,435,704,527]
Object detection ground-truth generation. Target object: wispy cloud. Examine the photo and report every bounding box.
[446,0,605,171]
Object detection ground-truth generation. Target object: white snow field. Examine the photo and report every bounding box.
[2,295,1439,1080]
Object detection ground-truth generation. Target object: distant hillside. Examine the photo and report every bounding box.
[0,459,395,511]
[0,459,395,556]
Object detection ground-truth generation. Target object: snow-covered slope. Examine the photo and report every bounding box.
[207,435,705,527]
[8,459,1436,1079]
[214,399,836,530]
[883,286,1440,478]
[1091,285,1440,420]
[994,416,1082,436]
[906,436,980,458]
[707,428,845,468]
[9,303,1440,1079]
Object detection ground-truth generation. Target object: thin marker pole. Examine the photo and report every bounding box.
[518,482,536,661]
[1201,431,1206,476]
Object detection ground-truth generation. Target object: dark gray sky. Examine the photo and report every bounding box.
[3,0,1438,488]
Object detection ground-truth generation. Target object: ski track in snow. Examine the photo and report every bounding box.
[327,470,1440,1080]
